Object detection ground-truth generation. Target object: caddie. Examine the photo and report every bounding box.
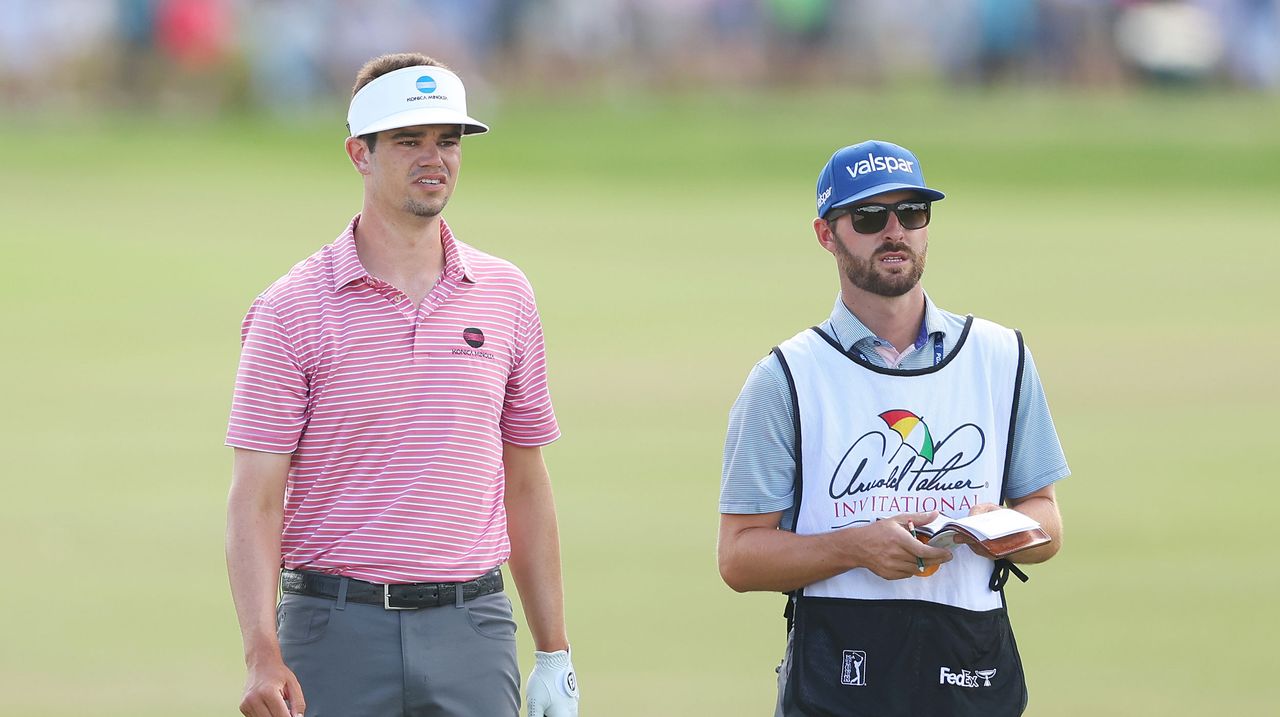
[225,53,579,717]
[717,139,1068,716]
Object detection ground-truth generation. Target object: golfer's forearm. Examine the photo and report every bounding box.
[226,497,287,663]
[503,444,569,652]
[226,449,292,664]
[506,511,569,652]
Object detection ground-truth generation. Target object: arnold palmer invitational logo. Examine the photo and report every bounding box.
[828,409,988,529]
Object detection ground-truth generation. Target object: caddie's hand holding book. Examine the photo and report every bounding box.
[915,509,1050,558]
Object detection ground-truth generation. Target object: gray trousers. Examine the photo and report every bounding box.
[774,631,795,717]
[277,589,520,717]
[774,630,818,717]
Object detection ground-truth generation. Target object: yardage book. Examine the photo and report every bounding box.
[916,509,1051,558]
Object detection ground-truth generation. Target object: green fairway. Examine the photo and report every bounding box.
[1,88,1277,715]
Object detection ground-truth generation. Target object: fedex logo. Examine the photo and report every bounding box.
[939,666,997,688]
[846,153,915,179]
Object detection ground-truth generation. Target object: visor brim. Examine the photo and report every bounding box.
[350,109,489,137]
[828,183,945,212]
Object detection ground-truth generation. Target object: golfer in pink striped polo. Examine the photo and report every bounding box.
[226,53,579,717]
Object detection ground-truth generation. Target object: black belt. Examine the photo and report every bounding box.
[281,568,503,610]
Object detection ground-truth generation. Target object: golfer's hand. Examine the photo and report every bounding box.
[526,649,579,717]
[240,656,305,717]
[844,511,952,580]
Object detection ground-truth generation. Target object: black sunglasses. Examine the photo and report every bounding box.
[827,200,932,234]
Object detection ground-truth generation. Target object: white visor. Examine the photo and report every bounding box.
[347,65,489,138]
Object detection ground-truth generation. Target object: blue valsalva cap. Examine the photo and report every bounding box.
[816,140,945,218]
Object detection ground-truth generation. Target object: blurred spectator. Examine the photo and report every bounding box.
[3,0,1280,113]
[326,0,419,91]
[765,0,837,83]
[700,0,767,84]
[1036,0,1126,86]
[244,0,330,111]
[115,0,160,103]
[0,0,49,101]
[147,0,236,109]
[1115,0,1224,83]
[975,0,1041,83]
[1206,0,1280,88]
[156,0,233,68]
[409,0,503,69]
[1,0,114,104]
[522,0,630,84]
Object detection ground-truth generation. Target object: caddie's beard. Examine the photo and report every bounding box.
[834,239,927,297]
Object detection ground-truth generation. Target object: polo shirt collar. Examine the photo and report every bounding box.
[439,219,476,284]
[826,291,947,352]
[330,217,367,290]
[330,214,477,291]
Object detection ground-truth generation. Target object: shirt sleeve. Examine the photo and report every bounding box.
[1005,344,1071,499]
[500,292,560,446]
[225,296,309,453]
[719,354,798,516]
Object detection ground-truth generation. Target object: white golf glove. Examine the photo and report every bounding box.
[526,648,579,716]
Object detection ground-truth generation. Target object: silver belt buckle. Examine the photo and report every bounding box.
[383,584,414,610]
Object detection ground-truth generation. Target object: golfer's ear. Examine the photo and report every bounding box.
[346,136,372,175]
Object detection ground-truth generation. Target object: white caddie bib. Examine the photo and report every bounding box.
[775,316,1023,611]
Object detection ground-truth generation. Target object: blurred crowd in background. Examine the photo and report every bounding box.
[2,0,1279,113]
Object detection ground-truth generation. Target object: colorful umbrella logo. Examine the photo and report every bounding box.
[879,409,935,462]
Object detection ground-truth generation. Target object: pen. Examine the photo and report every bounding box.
[908,521,925,572]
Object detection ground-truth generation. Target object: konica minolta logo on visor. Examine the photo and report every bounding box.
[409,75,448,102]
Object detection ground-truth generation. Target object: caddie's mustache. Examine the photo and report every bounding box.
[875,243,914,257]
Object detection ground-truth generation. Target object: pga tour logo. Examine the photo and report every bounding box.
[840,650,866,686]
[939,666,997,688]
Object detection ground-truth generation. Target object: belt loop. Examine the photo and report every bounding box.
[336,577,349,610]
[454,581,464,608]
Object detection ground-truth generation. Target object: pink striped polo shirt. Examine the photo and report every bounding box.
[226,215,560,583]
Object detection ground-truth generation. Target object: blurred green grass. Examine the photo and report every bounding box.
[1,87,1277,715]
